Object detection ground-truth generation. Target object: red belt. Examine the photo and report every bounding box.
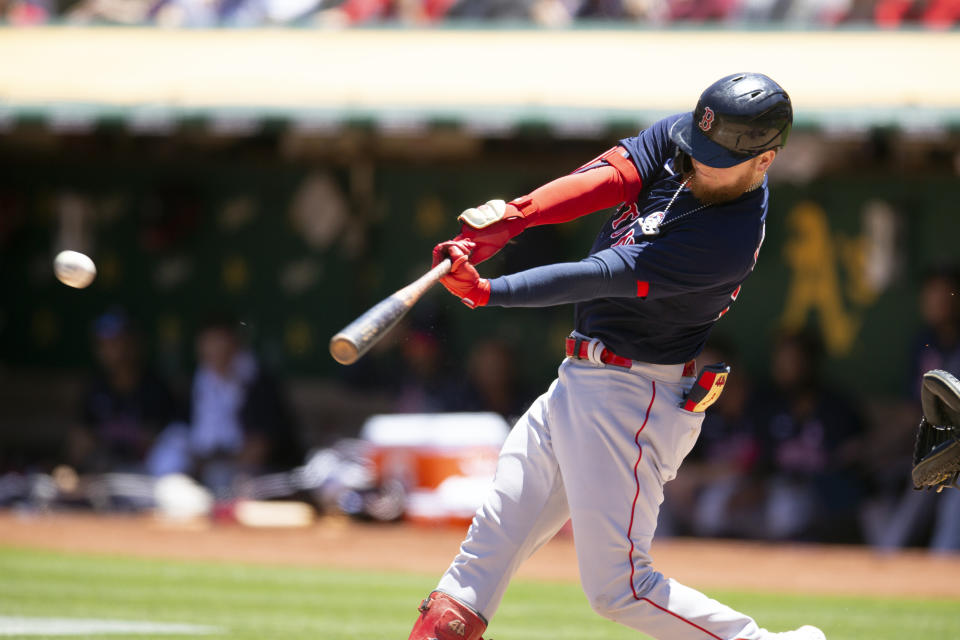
[565,336,696,377]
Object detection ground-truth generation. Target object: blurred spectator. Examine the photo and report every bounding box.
[146,0,218,27]
[310,0,456,25]
[339,322,406,394]
[779,0,852,24]
[911,266,960,381]
[352,302,462,414]
[3,0,51,23]
[879,461,960,553]
[323,0,392,23]
[735,0,788,21]
[68,309,178,474]
[393,327,460,413]
[843,0,879,21]
[445,0,535,19]
[67,0,155,24]
[750,328,867,542]
[921,0,960,28]
[574,0,667,20]
[660,338,764,538]
[668,0,737,21]
[452,338,534,423]
[221,0,332,26]
[874,266,960,553]
[148,313,301,497]
[338,303,457,417]
[876,0,960,28]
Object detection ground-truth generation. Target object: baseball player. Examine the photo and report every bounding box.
[408,73,826,640]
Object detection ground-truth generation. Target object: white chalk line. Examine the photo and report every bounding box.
[0,616,221,636]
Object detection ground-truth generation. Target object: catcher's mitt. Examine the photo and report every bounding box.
[912,369,960,492]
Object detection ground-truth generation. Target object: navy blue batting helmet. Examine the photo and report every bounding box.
[670,72,792,169]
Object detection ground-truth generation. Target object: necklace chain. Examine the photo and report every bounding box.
[658,177,709,230]
[643,173,764,237]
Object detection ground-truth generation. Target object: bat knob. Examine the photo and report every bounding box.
[329,334,360,365]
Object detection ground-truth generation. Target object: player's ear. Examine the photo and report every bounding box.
[756,150,776,172]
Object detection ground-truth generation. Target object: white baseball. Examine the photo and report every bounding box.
[53,250,97,289]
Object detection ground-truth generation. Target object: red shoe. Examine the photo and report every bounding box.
[407,591,488,640]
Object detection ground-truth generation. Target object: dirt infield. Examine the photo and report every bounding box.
[1,511,959,599]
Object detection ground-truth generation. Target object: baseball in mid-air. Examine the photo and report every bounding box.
[53,250,97,289]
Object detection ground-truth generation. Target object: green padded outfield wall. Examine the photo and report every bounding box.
[1,147,957,398]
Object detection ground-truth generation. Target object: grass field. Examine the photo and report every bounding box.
[1,545,958,640]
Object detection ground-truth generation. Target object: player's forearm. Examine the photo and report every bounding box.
[452,147,643,265]
[487,257,636,308]
[513,162,639,227]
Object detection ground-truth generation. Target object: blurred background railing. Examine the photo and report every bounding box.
[1,0,959,28]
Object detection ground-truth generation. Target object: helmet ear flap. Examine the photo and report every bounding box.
[674,147,693,174]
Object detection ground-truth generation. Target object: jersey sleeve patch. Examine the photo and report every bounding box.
[636,280,650,298]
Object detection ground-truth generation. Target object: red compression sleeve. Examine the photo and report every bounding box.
[510,146,643,227]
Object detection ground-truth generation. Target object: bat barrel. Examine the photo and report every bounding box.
[329,295,410,365]
[328,335,360,366]
[329,259,451,366]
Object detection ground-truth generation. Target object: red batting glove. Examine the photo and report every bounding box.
[455,203,527,265]
[432,239,490,308]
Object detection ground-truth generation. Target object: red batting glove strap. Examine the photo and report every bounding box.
[439,270,490,307]
[458,278,490,308]
[456,206,527,265]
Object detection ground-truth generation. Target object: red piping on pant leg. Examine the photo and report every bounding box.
[625,382,732,640]
[626,380,656,600]
[640,597,725,640]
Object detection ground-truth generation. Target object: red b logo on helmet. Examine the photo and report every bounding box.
[699,107,715,133]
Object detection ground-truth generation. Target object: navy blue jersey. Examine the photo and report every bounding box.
[487,114,768,365]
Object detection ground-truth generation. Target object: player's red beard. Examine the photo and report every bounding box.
[683,169,760,205]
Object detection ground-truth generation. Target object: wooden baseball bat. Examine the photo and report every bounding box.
[329,258,452,365]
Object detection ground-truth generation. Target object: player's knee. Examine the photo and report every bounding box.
[584,567,657,621]
[584,582,631,620]
[586,591,619,620]
[407,591,488,640]
[586,588,639,622]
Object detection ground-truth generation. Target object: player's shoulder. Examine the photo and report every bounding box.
[621,114,684,147]
[618,114,685,184]
[651,113,685,134]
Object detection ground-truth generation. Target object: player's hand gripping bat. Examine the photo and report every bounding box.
[329,259,452,365]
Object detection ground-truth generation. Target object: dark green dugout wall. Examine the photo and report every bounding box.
[1,143,957,398]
